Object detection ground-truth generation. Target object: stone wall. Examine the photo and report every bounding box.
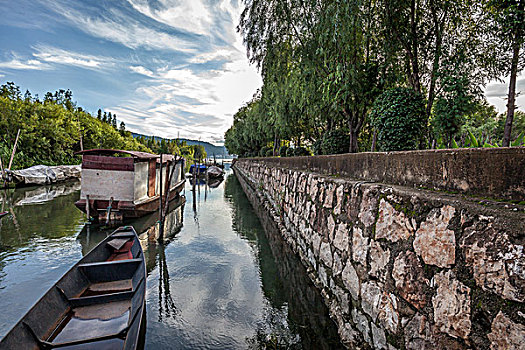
[252,147,525,201]
[233,158,525,350]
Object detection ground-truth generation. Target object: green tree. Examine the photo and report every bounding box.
[485,0,525,146]
[370,87,427,151]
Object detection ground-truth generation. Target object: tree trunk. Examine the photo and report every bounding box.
[371,130,377,152]
[502,37,521,147]
[426,0,444,118]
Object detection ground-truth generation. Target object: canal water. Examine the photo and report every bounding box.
[0,170,343,349]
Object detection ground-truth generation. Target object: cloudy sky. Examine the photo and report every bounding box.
[0,1,523,145]
[0,0,261,145]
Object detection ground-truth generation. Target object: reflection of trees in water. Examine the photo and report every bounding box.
[0,186,84,253]
[225,174,344,349]
[157,243,179,322]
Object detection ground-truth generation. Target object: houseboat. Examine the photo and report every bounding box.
[74,149,185,223]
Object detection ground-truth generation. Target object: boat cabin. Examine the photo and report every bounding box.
[75,149,185,222]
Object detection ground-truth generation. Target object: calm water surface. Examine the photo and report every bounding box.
[0,171,342,349]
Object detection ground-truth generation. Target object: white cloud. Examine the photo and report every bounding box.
[47,2,198,53]
[33,45,114,69]
[126,0,213,36]
[129,65,155,77]
[0,53,50,70]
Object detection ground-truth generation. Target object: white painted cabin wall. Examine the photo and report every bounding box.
[80,169,134,201]
[134,162,149,201]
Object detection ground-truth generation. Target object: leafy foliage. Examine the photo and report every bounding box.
[225,0,519,156]
[318,129,350,155]
[370,88,426,151]
[0,82,150,170]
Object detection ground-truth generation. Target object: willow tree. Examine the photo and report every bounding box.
[485,0,525,146]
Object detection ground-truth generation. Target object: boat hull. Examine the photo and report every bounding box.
[0,226,146,350]
[75,180,185,221]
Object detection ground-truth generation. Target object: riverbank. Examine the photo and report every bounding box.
[233,148,525,349]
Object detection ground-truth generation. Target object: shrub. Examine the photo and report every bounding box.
[319,128,350,155]
[259,146,272,157]
[370,87,426,151]
[293,146,311,156]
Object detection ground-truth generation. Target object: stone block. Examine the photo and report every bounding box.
[333,222,350,253]
[371,322,388,350]
[334,184,345,215]
[320,241,333,268]
[352,226,369,267]
[378,292,399,333]
[327,214,336,240]
[432,270,471,340]
[392,251,428,309]
[369,240,390,282]
[487,311,525,350]
[342,262,360,300]
[461,225,524,302]
[413,205,456,268]
[324,183,335,208]
[352,308,372,345]
[333,251,343,276]
[361,281,383,321]
[359,185,379,228]
[376,199,414,242]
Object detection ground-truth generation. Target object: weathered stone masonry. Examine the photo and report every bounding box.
[233,149,525,350]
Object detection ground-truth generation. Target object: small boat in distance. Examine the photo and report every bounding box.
[74,149,185,223]
[0,226,146,349]
[189,163,207,176]
[206,165,225,179]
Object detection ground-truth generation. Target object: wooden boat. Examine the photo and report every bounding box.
[74,149,185,222]
[0,226,146,349]
[206,165,224,179]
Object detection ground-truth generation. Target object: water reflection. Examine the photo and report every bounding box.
[0,182,85,337]
[225,175,343,349]
[0,171,342,349]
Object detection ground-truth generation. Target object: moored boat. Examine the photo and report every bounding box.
[0,226,146,349]
[206,165,224,179]
[74,149,185,223]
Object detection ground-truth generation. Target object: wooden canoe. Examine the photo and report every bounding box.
[0,226,146,350]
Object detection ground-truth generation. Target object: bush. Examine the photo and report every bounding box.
[293,146,311,156]
[319,128,350,155]
[259,146,272,157]
[265,148,274,157]
[279,145,289,157]
[370,87,426,151]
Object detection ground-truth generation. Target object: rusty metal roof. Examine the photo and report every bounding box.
[76,149,162,161]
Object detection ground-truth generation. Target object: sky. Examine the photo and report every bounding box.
[0,0,262,145]
[0,1,523,145]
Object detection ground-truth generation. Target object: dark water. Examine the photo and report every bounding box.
[0,171,342,349]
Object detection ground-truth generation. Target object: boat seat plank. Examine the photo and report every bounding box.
[88,280,132,294]
[106,238,129,250]
[112,232,136,238]
[79,258,141,269]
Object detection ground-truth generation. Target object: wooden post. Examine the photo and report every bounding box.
[86,195,90,223]
[0,157,5,188]
[8,129,21,170]
[158,154,164,241]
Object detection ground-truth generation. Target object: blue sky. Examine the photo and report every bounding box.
[0,1,523,145]
[0,0,261,144]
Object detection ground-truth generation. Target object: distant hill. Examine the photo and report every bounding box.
[131,133,230,158]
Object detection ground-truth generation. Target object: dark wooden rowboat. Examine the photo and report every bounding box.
[0,226,146,350]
